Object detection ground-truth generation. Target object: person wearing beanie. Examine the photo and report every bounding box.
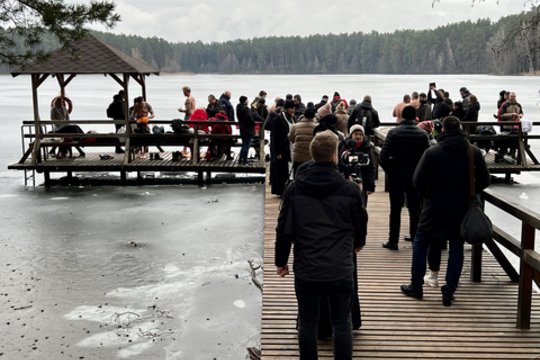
[380,105,431,251]
[339,123,375,205]
[288,106,318,176]
[335,101,350,136]
[317,101,332,120]
[331,91,342,112]
[236,96,255,165]
[207,111,233,161]
[348,99,357,115]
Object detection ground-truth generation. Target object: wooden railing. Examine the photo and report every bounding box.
[18,119,266,167]
[372,121,540,330]
[477,189,540,330]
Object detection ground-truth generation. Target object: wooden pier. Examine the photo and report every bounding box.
[261,171,540,359]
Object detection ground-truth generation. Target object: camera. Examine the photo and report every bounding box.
[340,141,370,182]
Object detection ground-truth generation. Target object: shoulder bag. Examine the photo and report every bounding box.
[460,145,493,244]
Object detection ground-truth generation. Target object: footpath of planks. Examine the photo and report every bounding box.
[261,171,540,359]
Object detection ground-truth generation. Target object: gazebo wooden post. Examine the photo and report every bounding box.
[123,73,131,166]
[30,74,42,166]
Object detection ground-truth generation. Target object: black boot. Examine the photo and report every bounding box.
[400,284,423,299]
[382,241,398,251]
[441,285,455,307]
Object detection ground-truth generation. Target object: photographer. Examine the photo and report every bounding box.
[339,124,376,205]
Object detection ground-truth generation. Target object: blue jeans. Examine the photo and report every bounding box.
[411,231,464,293]
[295,275,354,360]
[239,133,253,162]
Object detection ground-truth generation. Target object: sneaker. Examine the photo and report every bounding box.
[424,270,439,288]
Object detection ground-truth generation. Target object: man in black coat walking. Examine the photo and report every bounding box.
[275,130,367,360]
[401,116,490,306]
[380,106,431,250]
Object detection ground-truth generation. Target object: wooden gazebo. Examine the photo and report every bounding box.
[11,34,160,166]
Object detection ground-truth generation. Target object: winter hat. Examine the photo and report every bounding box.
[349,124,365,135]
[215,112,228,120]
[402,106,417,121]
[304,106,316,119]
[317,102,332,118]
[335,101,346,113]
[284,100,295,109]
[239,95,248,104]
[417,120,434,133]
[333,91,340,97]
[319,114,338,127]
[189,108,208,120]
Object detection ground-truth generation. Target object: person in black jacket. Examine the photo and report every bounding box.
[347,95,380,137]
[401,116,490,306]
[236,96,255,165]
[339,124,376,205]
[275,130,367,360]
[380,106,431,251]
[268,100,295,197]
[106,93,126,153]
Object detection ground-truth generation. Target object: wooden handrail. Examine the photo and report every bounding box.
[18,119,266,167]
[480,188,540,330]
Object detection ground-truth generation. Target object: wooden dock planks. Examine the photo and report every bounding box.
[261,170,540,359]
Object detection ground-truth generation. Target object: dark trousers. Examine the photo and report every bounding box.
[239,133,253,163]
[295,275,354,360]
[427,240,446,272]
[388,181,421,244]
[270,158,290,196]
[411,231,464,294]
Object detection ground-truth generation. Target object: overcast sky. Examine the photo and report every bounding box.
[89,0,533,43]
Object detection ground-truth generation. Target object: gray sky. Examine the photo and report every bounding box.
[89,0,533,43]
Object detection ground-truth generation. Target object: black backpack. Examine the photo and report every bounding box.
[350,108,373,135]
[171,119,190,134]
[106,103,114,118]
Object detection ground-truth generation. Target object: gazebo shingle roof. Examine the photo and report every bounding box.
[12,34,159,75]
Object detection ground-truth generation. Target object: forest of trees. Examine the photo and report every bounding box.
[2,7,539,75]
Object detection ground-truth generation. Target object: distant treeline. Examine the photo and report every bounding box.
[2,8,539,75]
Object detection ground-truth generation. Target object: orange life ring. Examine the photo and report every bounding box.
[51,96,73,114]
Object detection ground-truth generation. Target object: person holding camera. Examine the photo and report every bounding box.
[339,124,376,205]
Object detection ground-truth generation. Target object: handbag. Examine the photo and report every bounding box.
[460,145,493,244]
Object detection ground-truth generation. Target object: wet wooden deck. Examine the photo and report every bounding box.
[261,171,540,359]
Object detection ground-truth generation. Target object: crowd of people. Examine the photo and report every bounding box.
[46,83,527,359]
[270,84,512,359]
